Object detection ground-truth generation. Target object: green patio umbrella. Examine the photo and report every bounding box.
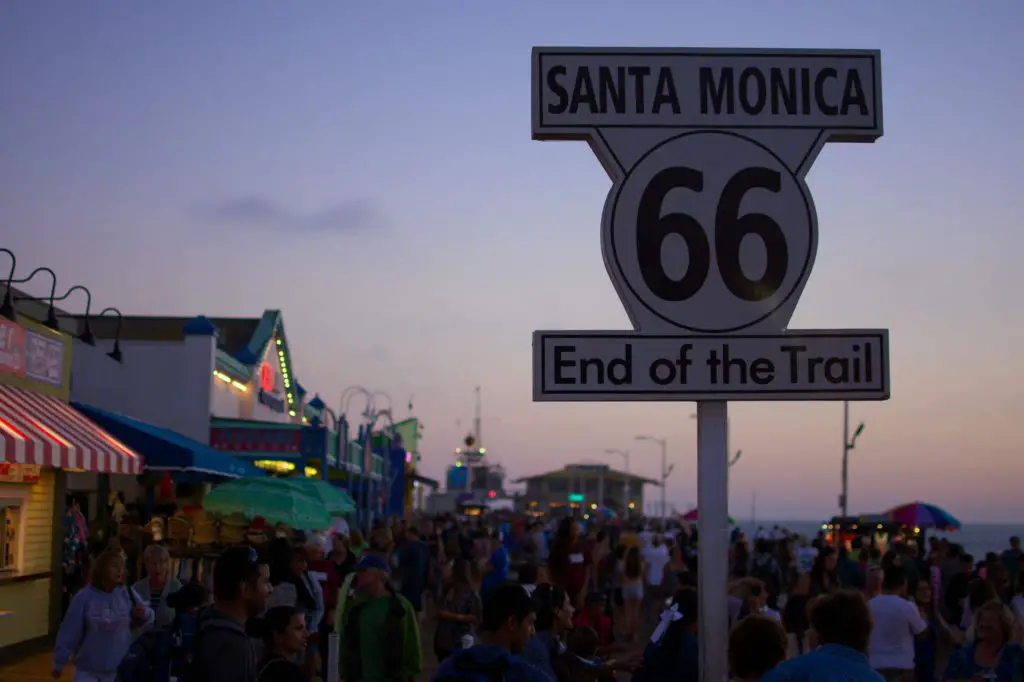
[203,478,332,530]
[277,477,356,516]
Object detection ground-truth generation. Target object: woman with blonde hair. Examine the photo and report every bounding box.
[133,543,183,629]
[53,550,154,681]
[943,600,1024,681]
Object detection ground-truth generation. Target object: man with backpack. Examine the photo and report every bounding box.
[189,545,271,682]
[432,583,552,682]
[339,553,422,682]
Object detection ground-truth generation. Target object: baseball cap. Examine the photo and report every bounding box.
[355,554,390,573]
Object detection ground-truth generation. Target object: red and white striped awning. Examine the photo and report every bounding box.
[0,385,142,474]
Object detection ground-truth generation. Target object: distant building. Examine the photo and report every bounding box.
[514,463,657,517]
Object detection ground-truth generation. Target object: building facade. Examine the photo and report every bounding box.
[0,290,141,659]
[514,463,656,517]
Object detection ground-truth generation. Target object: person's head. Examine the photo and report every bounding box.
[792,573,811,597]
[143,543,171,584]
[967,578,999,612]
[914,580,933,607]
[517,563,538,586]
[740,578,767,612]
[481,584,536,653]
[960,553,975,573]
[567,625,600,661]
[166,582,210,614]
[533,583,573,633]
[652,533,662,548]
[974,600,1014,647]
[808,590,872,654]
[354,553,391,594]
[289,547,309,576]
[755,538,770,554]
[1011,536,1021,552]
[90,550,126,591]
[261,605,308,656]
[349,530,365,548]
[490,531,502,549]
[729,615,788,682]
[881,563,907,595]
[212,545,270,618]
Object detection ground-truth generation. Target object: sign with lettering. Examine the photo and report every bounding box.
[0,462,41,484]
[0,316,71,399]
[0,318,25,377]
[534,330,888,401]
[530,46,889,401]
[24,331,64,386]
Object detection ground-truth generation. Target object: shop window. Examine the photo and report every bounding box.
[0,500,21,572]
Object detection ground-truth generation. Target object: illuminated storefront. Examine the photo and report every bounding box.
[0,311,141,657]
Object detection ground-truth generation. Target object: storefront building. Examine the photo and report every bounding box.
[0,301,141,659]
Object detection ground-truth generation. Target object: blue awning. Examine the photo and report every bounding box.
[72,403,265,480]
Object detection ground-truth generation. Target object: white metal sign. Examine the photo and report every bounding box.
[534,330,889,401]
[533,47,882,334]
[529,46,888,682]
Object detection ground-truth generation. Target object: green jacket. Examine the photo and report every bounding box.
[339,589,421,682]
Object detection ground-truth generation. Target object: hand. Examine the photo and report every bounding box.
[131,605,147,621]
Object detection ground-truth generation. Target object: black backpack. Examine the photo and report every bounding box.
[433,649,511,682]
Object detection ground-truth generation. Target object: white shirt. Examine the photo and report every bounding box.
[638,530,654,548]
[642,544,671,586]
[867,594,927,670]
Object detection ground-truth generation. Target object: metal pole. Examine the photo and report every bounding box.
[660,439,667,519]
[841,400,849,519]
[696,400,729,682]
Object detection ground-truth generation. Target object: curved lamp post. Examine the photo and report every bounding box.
[0,248,15,319]
[97,307,124,363]
[636,435,673,518]
[8,266,60,329]
[17,284,96,345]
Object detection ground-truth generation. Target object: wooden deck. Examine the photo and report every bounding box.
[0,652,73,681]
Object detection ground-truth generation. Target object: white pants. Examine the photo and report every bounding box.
[73,671,117,682]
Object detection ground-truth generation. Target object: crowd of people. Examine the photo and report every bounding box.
[46,510,1024,682]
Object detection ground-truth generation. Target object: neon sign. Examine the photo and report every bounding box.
[259,362,276,393]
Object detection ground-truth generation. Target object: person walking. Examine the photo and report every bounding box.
[133,544,183,630]
[190,545,272,682]
[52,550,155,682]
[339,554,422,682]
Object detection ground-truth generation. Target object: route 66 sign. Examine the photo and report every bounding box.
[532,47,883,334]
[530,48,889,402]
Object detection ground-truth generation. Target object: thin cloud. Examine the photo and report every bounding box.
[195,196,386,233]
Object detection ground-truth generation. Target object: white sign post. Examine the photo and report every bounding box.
[530,47,887,682]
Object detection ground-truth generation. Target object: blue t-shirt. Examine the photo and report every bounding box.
[760,644,883,682]
[482,547,509,593]
[433,644,553,682]
[944,642,1024,682]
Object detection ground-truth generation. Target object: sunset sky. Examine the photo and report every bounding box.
[2,1,1022,522]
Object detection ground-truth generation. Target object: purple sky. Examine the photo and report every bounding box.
[2,2,1022,522]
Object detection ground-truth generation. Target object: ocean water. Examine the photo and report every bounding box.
[736,519,1022,558]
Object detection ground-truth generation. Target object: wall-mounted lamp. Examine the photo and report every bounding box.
[7,266,60,329]
[17,284,96,345]
[97,307,123,363]
[0,248,15,320]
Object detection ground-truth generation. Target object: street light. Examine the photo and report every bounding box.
[604,448,632,516]
[636,435,672,518]
[840,401,866,519]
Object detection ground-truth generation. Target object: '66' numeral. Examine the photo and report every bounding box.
[636,166,789,302]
